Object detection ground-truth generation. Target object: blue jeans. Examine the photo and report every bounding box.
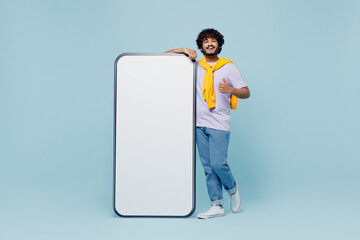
[196,126,237,206]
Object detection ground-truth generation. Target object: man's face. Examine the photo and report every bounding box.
[201,36,220,56]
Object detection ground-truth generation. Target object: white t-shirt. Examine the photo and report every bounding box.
[196,60,247,131]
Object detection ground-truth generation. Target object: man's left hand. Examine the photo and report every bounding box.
[218,78,233,94]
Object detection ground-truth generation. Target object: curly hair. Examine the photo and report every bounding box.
[196,28,225,54]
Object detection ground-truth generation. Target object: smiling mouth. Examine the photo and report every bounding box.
[207,47,215,50]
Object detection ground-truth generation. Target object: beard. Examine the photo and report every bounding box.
[202,46,219,56]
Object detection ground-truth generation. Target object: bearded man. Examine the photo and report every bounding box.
[166,28,250,219]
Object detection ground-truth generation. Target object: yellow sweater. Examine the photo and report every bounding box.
[198,57,238,110]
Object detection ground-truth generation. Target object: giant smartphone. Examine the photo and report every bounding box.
[114,53,196,217]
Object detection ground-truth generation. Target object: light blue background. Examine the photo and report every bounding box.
[1,0,359,239]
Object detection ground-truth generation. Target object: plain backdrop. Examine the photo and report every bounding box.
[1,0,359,239]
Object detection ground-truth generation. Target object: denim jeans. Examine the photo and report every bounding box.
[196,126,237,206]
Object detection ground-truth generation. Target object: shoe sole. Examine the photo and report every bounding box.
[231,197,241,213]
[230,185,241,213]
[197,213,225,219]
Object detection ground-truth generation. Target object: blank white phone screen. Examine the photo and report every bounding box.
[114,53,195,217]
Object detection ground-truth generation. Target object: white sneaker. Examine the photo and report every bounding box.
[229,183,241,213]
[197,205,225,219]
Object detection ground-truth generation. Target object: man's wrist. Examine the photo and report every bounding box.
[229,87,234,94]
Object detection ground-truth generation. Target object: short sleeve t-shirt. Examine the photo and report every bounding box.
[196,60,247,131]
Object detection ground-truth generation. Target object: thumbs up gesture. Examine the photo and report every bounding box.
[218,78,233,94]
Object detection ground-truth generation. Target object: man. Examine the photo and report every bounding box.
[166,28,250,219]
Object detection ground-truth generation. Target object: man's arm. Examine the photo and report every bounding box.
[218,78,250,99]
[165,48,197,60]
[230,86,250,99]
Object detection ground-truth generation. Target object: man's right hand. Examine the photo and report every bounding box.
[183,48,197,60]
[165,48,197,60]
